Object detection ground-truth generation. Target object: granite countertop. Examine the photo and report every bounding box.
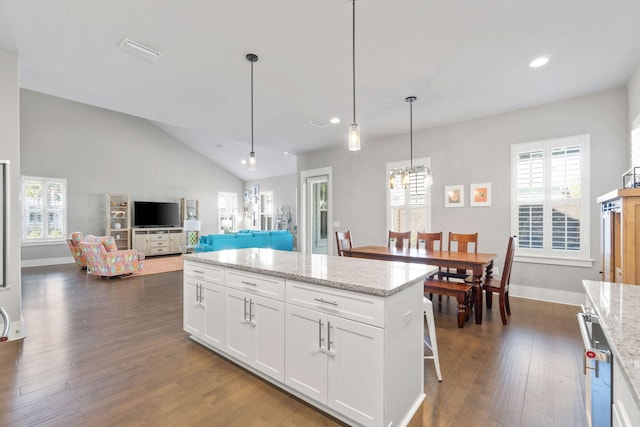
[582,280,640,407]
[185,248,436,297]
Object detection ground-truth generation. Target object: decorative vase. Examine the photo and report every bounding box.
[116,234,121,240]
[114,222,121,229]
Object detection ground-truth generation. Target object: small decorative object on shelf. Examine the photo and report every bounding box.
[105,193,131,250]
[623,167,640,189]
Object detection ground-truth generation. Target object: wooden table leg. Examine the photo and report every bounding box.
[455,294,466,328]
[473,270,483,325]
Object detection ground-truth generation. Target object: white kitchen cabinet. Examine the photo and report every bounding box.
[613,357,640,427]
[184,262,225,350]
[285,304,383,425]
[225,287,285,382]
[183,251,429,427]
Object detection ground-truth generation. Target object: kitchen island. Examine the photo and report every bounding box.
[184,248,436,427]
[583,280,640,426]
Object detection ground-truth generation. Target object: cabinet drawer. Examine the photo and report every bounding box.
[286,280,384,327]
[150,234,168,241]
[148,247,169,255]
[225,269,285,301]
[149,241,168,248]
[184,261,224,284]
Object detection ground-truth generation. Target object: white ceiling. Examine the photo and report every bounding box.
[2,0,640,181]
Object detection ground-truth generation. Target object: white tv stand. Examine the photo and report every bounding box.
[132,227,185,256]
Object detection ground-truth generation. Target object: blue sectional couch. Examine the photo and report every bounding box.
[198,230,293,252]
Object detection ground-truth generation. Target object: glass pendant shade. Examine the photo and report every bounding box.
[425,168,433,186]
[401,169,410,188]
[348,124,361,151]
[248,152,257,171]
[389,173,395,189]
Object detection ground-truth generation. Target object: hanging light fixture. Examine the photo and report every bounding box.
[348,0,361,151]
[247,53,258,171]
[389,96,434,189]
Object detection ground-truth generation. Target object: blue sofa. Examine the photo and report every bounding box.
[198,230,293,252]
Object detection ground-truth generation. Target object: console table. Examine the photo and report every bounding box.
[132,227,185,256]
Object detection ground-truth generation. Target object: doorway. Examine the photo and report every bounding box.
[299,167,333,255]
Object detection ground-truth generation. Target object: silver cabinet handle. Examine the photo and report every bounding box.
[241,281,257,286]
[318,319,324,351]
[243,297,248,321]
[193,270,204,274]
[327,321,335,357]
[249,299,256,326]
[314,298,338,306]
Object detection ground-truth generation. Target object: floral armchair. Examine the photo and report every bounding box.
[66,232,87,268]
[80,235,144,277]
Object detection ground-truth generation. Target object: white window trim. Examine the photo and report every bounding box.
[21,175,68,245]
[386,157,432,241]
[510,134,591,267]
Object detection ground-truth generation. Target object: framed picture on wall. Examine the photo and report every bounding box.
[470,183,491,207]
[445,185,464,208]
[251,184,260,197]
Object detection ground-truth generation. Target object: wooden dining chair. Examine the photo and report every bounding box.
[440,232,478,281]
[388,231,411,250]
[483,236,516,325]
[423,296,442,381]
[416,232,442,251]
[335,230,353,256]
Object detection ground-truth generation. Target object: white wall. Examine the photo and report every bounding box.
[628,63,640,139]
[20,90,244,265]
[298,88,628,305]
[0,50,24,340]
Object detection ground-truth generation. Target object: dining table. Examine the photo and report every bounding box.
[344,245,497,325]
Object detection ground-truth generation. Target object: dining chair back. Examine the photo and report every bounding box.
[335,230,353,256]
[388,231,411,250]
[441,232,479,281]
[416,232,442,251]
[483,236,516,324]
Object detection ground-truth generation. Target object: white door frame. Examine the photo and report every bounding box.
[299,167,333,255]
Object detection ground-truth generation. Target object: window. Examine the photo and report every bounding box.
[218,192,238,233]
[260,191,274,231]
[387,158,431,241]
[511,135,591,266]
[632,122,640,168]
[22,176,67,244]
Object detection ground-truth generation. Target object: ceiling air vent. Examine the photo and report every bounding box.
[310,120,328,128]
[120,38,163,61]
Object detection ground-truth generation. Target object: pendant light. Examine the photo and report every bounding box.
[389,96,433,189]
[247,53,258,171]
[348,0,361,151]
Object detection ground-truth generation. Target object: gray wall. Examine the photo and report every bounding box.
[629,63,640,141]
[298,88,628,302]
[20,90,244,263]
[0,50,23,339]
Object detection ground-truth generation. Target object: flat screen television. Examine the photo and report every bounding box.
[133,201,181,228]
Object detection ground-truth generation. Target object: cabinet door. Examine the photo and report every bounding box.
[327,316,384,426]
[225,288,252,364]
[285,304,328,405]
[252,294,285,382]
[202,282,225,350]
[183,278,204,338]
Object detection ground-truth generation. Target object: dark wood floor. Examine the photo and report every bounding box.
[0,264,587,426]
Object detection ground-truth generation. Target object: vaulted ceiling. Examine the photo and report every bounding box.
[2,0,640,180]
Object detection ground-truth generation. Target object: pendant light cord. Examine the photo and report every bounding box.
[251,60,254,153]
[410,100,413,168]
[352,0,356,124]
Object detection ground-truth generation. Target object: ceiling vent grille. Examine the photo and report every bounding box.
[120,38,162,61]
[310,120,328,127]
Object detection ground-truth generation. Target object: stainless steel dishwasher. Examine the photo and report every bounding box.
[577,306,613,427]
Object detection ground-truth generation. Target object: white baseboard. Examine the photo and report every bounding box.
[509,283,585,306]
[21,256,74,268]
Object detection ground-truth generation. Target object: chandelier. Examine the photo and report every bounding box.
[389,96,433,189]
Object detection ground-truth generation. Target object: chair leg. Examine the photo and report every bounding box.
[455,295,467,328]
[499,292,508,325]
[505,290,511,316]
[486,289,493,309]
[423,297,442,381]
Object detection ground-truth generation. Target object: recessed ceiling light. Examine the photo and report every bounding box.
[330,117,341,124]
[283,151,289,155]
[241,159,247,165]
[120,38,162,61]
[529,56,550,68]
